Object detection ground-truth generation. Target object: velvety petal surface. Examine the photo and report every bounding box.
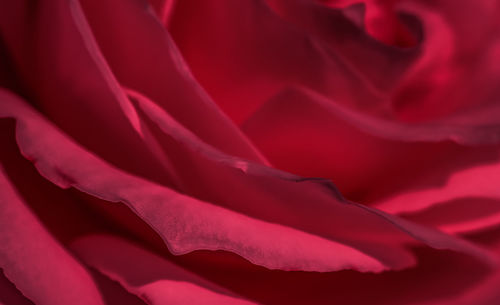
[0,0,179,188]
[167,0,500,210]
[377,160,500,211]
[127,87,497,267]
[0,89,392,273]
[389,0,500,122]
[242,87,500,204]
[0,270,34,305]
[2,88,496,272]
[0,165,104,305]
[172,245,495,305]
[78,0,267,165]
[1,2,499,305]
[168,0,410,124]
[374,152,500,233]
[71,235,258,305]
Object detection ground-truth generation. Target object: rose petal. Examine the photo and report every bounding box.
[401,197,500,234]
[174,246,494,305]
[0,0,179,187]
[378,160,500,214]
[2,88,496,271]
[71,234,258,305]
[126,87,497,267]
[88,269,147,305]
[167,0,413,124]
[392,0,500,121]
[241,87,499,201]
[241,87,500,233]
[0,89,391,273]
[4,86,496,273]
[0,119,112,243]
[168,0,500,133]
[0,270,34,305]
[0,165,104,305]
[78,0,267,164]
[264,0,420,89]
[375,157,500,233]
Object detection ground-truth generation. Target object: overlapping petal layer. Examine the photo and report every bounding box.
[2,87,497,273]
[0,165,104,305]
[0,0,499,304]
[71,235,258,305]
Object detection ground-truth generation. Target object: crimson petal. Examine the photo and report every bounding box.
[71,235,259,305]
[0,165,104,305]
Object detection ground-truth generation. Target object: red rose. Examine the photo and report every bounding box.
[1,0,500,304]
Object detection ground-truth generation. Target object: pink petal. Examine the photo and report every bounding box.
[0,270,34,305]
[0,119,112,243]
[78,0,267,164]
[0,89,389,273]
[127,87,497,267]
[241,87,499,202]
[168,0,413,124]
[391,0,500,121]
[71,234,258,305]
[0,0,178,188]
[88,269,147,305]
[0,165,104,305]
[264,0,420,89]
[173,246,495,305]
[375,157,500,233]
[241,86,500,233]
[3,87,495,272]
[377,161,500,214]
[402,198,500,234]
